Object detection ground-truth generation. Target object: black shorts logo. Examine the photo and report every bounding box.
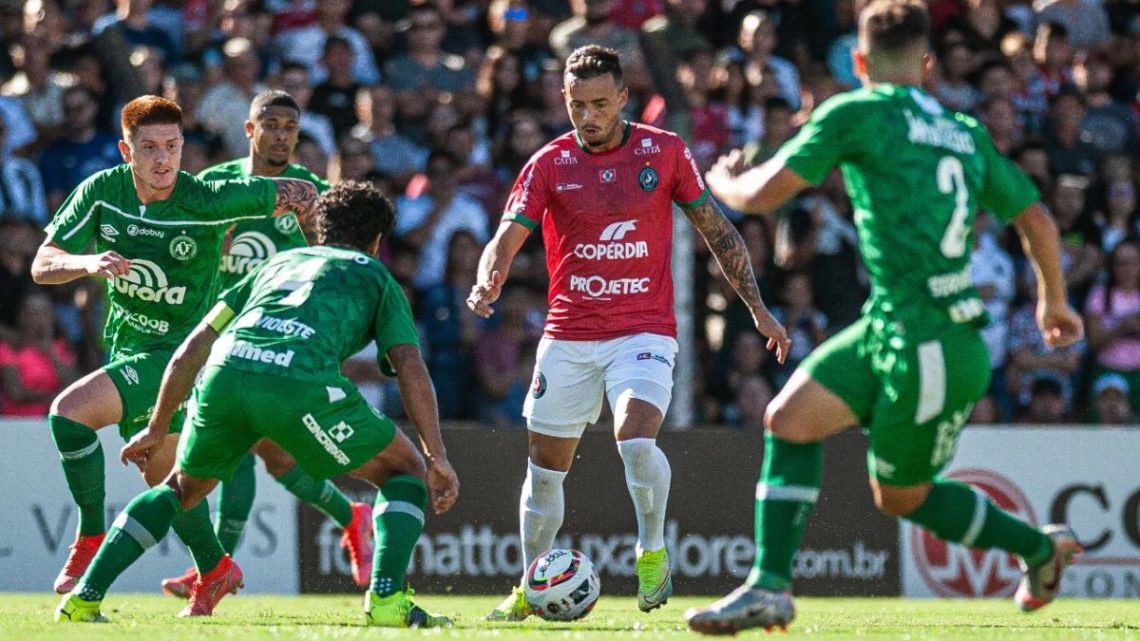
[531,371,547,399]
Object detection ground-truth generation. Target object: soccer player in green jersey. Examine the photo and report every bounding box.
[54,181,461,628]
[32,95,318,616]
[685,0,1086,634]
[159,91,376,599]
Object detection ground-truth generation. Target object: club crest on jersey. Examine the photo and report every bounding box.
[531,371,547,399]
[599,169,616,183]
[275,214,299,234]
[169,235,198,261]
[639,166,659,192]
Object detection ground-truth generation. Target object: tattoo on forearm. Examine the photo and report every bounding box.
[274,179,317,220]
[685,201,766,312]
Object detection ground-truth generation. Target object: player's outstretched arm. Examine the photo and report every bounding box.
[1011,203,1085,349]
[388,343,459,515]
[705,151,811,215]
[467,220,529,318]
[682,198,791,364]
[122,313,224,469]
[31,240,131,285]
[268,177,318,224]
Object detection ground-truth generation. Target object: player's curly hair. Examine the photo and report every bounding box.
[121,95,182,137]
[859,0,929,55]
[316,180,396,251]
[565,44,623,87]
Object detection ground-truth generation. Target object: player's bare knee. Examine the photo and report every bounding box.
[872,482,930,517]
[764,398,799,440]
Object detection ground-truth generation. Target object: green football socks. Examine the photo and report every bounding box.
[75,485,181,602]
[906,477,1053,566]
[748,433,823,592]
[277,465,353,527]
[171,497,225,574]
[371,475,428,597]
[215,454,258,554]
[49,415,106,536]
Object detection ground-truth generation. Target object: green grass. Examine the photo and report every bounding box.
[2,593,1139,640]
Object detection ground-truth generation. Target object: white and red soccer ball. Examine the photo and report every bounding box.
[524,548,601,621]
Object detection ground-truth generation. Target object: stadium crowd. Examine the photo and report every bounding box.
[0,0,1138,426]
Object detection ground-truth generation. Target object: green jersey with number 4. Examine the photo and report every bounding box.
[775,84,1038,340]
[208,245,420,383]
[44,164,277,358]
[199,158,329,290]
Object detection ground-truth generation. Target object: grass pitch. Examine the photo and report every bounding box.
[1,593,1138,640]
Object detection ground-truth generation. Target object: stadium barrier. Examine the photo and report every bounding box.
[901,427,1140,599]
[0,419,298,593]
[298,426,900,596]
[4,419,1133,598]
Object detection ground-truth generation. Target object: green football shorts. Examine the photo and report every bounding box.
[802,316,990,486]
[177,365,397,481]
[105,350,185,440]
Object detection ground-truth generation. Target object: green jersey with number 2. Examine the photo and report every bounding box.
[775,84,1038,341]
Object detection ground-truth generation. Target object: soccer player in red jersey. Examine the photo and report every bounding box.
[468,45,790,620]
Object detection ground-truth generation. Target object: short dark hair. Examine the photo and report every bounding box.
[316,180,396,249]
[565,44,623,87]
[859,0,930,56]
[121,95,182,136]
[250,90,300,119]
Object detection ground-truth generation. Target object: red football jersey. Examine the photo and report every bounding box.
[503,122,709,340]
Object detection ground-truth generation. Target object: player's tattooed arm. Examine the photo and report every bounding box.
[683,199,791,363]
[269,177,318,221]
[684,199,766,311]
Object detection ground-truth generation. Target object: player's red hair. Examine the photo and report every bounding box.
[120,95,182,137]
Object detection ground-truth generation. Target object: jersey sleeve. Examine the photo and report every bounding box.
[976,131,1039,224]
[672,139,710,208]
[501,154,550,232]
[372,275,422,376]
[216,267,259,320]
[774,96,866,186]
[200,176,278,222]
[44,173,101,253]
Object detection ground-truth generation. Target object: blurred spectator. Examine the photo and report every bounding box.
[0,219,35,339]
[770,271,827,388]
[1034,0,1111,51]
[418,230,484,420]
[352,83,428,188]
[978,95,1023,154]
[1050,174,1104,302]
[292,131,329,178]
[198,37,267,157]
[535,59,574,137]
[1090,372,1135,423]
[671,47,728,170]
[712,51,763,149]
[0,289,77,417]
[273,0,380,85]
[1073,53,1135,155]
[549,0,652,101]
[40,86,123,214]
[1007,270,1086,416]
[386,3,475,138]
[738,10,801,111]
[487,0,554,84]
[1001,31,1050,132]
[272,62,337,156]
[476,45,533,141]
[1033,22,1075,99]
[1097,180,1139,252]
[1084,238,1140,412]
[92,0,179,65]
[2,35,66,146]
[494,109,547,184]
[718,332,776,426]
[641,0,712,136]
[1019,375,1069,423]
[933,42,981,112]
[309,36,362,139]
[475,285,539,427]
[443,120,503,217]
[742,97,795,165]
[943,0,1019,54]
[395,149,490,291]
[0,113,48,226]
[330,133,376,183]
[972,212,1017,421]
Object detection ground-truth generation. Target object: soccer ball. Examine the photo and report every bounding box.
[524,548,601,622]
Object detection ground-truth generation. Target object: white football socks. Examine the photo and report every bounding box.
[617,437,672,553]
[519,460,568,579]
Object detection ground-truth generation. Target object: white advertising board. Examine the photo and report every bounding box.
[0,419,298,593]
[901,427,1140,598]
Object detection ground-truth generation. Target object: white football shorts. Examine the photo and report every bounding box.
[522,332,679,438]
